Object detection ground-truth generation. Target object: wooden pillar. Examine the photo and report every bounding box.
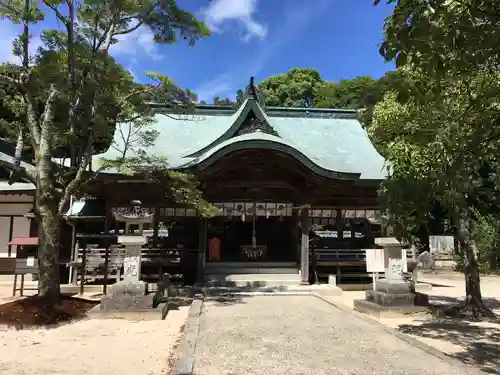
[300,207,310,284]
[291,208,299,263]
[197,218,207,284]
[7,216,14,257]
[153,206,160,247]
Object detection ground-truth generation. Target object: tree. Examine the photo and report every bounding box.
[376,0,500,76]
[375,0,500,318]
[0,0,210,303]
[257,68,325,107]
[212,96,234,105]
[315,76,377,109]
[369,67,500,318]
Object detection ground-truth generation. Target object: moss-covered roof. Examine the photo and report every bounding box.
[94,98,387,180]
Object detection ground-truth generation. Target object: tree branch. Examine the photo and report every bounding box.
[25,94,41,151]
[110,2,158,38]
[58,137,93,215]
[40,84,58,132]
[42,1,69,25]
[112,20,143,37]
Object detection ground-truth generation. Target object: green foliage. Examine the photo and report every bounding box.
[315,76,377,109]
[375,0,500,77]
[369,66,500,275]
[370,66,500,220]
[212,96,233,105]
[257,68,324,108]
[470,211,500,273]
[253,68,406,127]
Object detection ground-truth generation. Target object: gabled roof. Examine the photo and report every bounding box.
[0,139,36,192]
[94,95,387,180]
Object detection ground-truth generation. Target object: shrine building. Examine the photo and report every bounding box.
[0,78,388,286]
[62,78,387,286]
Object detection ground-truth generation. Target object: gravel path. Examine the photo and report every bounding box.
[193,296,482,375]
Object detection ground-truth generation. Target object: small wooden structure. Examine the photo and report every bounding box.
[0,237,40,295]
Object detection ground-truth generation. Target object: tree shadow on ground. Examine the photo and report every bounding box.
[429,294,500,310]
[427,283,454,288]
[397,319,500,374]
[206,294,250,306]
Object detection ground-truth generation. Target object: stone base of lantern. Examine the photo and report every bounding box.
[353,279,429,319]
[88,279,160,320]
[99,280,153,309]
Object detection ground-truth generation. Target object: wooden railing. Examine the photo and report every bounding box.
[73,247,198,285]
[309,248,417,283]
[310,248,416,265]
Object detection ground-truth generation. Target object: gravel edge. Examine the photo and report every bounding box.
[312,293,487,374]
[170,298,203,375]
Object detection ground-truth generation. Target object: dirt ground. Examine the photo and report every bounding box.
[326,272,500,375]
[1,272,499,374]
[0,298,189,375]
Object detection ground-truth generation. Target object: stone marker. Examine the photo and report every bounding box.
[354,237,429,318]
[97,201,157,314]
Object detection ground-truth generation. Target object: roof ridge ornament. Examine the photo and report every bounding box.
[244,76,259,100]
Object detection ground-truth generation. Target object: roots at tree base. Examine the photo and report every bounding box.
[459,295,497,320]
[436,296,498,321]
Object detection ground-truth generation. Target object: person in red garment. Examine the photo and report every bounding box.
[208,235,221,262]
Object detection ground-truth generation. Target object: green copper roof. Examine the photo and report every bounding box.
[95,99,387,180]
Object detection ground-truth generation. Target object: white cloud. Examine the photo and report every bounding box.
[110,26,163,61]
[195,82,232,102]
[200,0,267,41]
[195,0,331,101]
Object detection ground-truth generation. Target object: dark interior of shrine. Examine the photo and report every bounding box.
[206,216,297,262]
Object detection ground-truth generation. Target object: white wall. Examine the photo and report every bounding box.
[0,194,34,258]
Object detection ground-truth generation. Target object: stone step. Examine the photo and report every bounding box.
[206,273,301,281]
[205,261,297,269]
[204,273,301,287]
[204,279,302,287]
[168,284,342,297]
[205,267,299,275]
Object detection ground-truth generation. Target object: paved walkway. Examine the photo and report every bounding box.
[192,296,483,375]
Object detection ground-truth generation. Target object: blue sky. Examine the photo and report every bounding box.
[0,0,395,102]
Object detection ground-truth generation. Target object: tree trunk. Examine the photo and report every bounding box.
[458,211,496,319]
[37,193,61,302]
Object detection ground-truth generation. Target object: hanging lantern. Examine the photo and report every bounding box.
[266,210,270,219]
[257,204,265,214]
[278,205,285,221]
[241,213,246,222]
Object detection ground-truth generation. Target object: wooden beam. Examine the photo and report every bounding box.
[300,207,310,284]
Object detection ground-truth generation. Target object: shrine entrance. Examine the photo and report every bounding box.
[195,147,341,265]
[206,202,298,263]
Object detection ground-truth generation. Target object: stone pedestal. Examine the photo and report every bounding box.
[354,237,429,318]
[98,235,154,312]
[366,279,416,307]
[100,279,153,310]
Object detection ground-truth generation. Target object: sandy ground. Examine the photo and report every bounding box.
[324,272,500,374]
[0,303,189,375]
[1,273,499,373]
